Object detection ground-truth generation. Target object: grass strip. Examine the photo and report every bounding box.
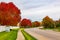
[53,27,60,32]
[0,31,8,37]
[21,29,37,40]
[6,29,18,40]
[0,29,18,40]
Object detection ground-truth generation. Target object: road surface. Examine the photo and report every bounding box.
[25,28,60,40]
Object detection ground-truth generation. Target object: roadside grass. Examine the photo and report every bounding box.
[53,27,60,32]
[20,28,37,40]
[41,28,54,30]
[41,27,60,32]
[0,29,18,40]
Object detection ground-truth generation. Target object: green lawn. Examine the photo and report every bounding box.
[41,27,60,32]
[41,28,54,30]
[0,29,18,40]
[53,27,60,32]
[21,28,37,40]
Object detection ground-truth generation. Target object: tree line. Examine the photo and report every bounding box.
[20,16,60,28]
[0,2,60,28]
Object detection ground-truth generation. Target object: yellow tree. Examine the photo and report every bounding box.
[42,16,55,28]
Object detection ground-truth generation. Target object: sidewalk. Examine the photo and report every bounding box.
[16,30,25,40]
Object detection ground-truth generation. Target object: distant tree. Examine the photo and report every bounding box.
[42,16,54,28]
[32,21,40,27]
[0,2,21,26]
[20,18,32,27]
[55,19,60,27]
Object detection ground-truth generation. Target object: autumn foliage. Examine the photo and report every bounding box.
[0,2,21,26]
[42,16,54,28]
[55,19,60,27]
[32,21,40,27]
[20,18,32,27]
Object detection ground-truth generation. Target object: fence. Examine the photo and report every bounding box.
[0,26,6,32]
[0,26,19,32]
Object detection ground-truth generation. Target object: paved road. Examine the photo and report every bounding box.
[25,28,60,40]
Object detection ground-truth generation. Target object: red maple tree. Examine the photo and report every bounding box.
[34,21,40,27]
[20,18,32,27]
[32,21,40,27]
[0,2,21,26]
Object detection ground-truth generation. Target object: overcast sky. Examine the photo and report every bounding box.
[0,0,60,21]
